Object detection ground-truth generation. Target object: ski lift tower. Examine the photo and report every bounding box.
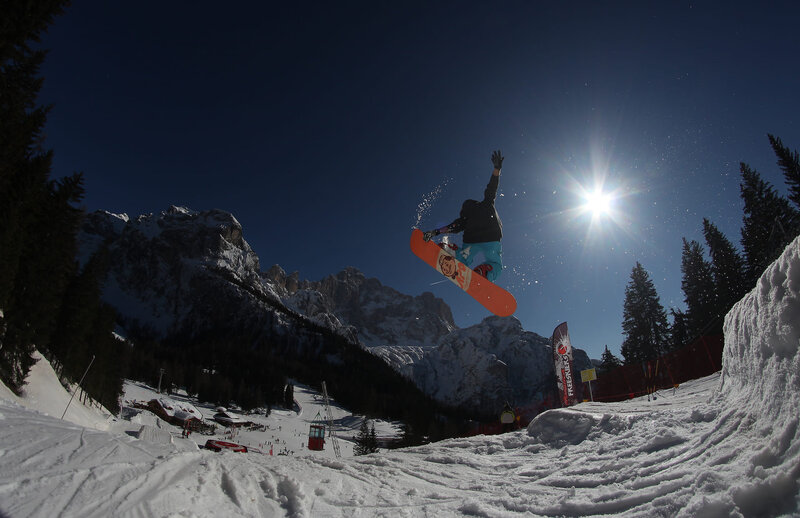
[321,381,342,458]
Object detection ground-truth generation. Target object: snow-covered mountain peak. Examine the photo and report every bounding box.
[79,207,267,337]
[165,205,197,216]
[461,314,525,338]
[91,206,257,271]
[385,314,591,414]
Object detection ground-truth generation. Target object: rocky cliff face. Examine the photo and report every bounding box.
[79,206,592,414]
[265,265,456,347]
[79,206,282,339]
[373,316,592,413]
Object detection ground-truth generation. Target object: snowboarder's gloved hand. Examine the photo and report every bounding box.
[491,149,504,170]
[423,229,440,242]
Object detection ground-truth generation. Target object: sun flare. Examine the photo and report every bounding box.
[582,188,613,218]
[561,159,635,244]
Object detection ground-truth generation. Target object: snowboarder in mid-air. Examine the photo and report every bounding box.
[410,149,515,316]
[423,150,505,282]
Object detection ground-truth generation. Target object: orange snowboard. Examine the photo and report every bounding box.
[410,229,516,317]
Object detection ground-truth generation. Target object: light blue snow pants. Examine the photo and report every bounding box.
[456,241,503,282]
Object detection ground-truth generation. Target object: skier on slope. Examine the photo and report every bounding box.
[423,150,504,282]
[500,402,516,432]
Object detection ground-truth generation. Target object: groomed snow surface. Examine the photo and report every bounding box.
[2,237,800,517]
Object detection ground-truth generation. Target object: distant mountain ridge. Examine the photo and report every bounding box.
[265,265,456,347]
[79,206,590,413]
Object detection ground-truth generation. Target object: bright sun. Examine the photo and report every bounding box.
[582,188,613,217]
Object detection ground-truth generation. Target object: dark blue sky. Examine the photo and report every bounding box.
[40,2,800,359]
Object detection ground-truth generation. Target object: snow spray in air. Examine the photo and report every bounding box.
[413,177,452,229]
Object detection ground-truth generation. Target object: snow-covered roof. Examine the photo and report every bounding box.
[152,397,202,421]
[213,410,248,424]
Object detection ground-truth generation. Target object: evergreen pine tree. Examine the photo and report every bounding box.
[599,346,622,372]
[669,308,690,350]
[83,303,125,414]
[680,238,718,337]
[0,0,72,393]
[50,245,108,379]
[702,218,748,319]
[354,419,379,455]
[620,262,670,365]
[768,134,800,211]
[739,163,800,286]
[354,420,370,456]
[0,1,66,309]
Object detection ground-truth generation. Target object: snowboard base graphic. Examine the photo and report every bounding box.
[410,229,516,317]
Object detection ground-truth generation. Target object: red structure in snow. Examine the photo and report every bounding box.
[307,423,325,451]
[593,334,724,402]
[204,440,247,453]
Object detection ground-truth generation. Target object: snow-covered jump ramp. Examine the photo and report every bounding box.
[1,237,799,517]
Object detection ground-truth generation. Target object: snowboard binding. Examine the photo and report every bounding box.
[472,263,493,279]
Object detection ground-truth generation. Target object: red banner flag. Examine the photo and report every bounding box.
[552,322,577,407]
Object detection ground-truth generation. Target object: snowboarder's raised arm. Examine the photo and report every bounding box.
[422,150,504,242]
[491,149,503,176]
[483,149,503,202]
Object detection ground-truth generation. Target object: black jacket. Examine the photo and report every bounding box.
[446,174,503,243]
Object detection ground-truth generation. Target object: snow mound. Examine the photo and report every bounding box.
[716,234,800,516]
[722,234,800,414]
[527,408,639,447]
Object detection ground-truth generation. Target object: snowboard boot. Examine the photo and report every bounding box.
[437,242,459,252]
[473,263,493,279]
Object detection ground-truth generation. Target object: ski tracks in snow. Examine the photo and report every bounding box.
[2,371,798,517]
